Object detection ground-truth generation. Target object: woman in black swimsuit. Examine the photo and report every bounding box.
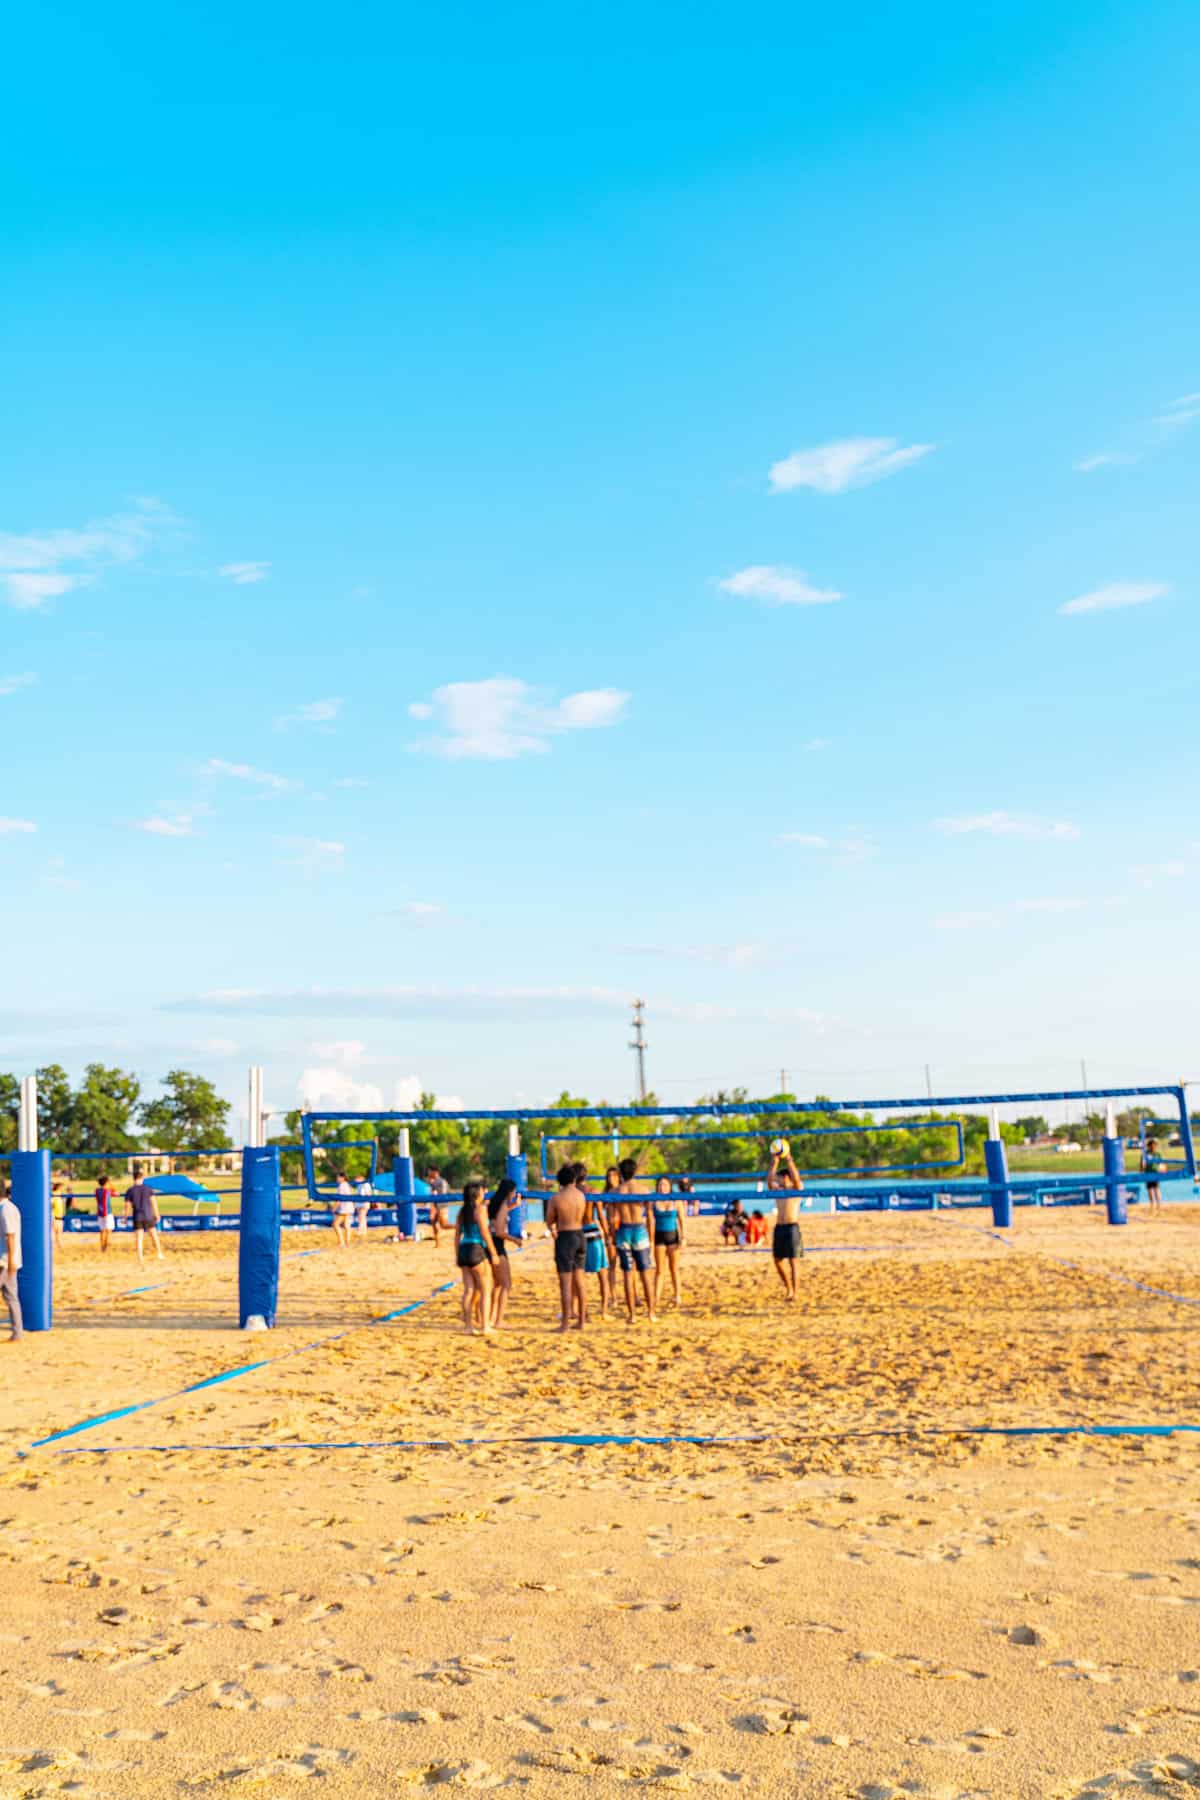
[488,1177,517,1328]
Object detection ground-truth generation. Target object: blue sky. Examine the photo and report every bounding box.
[3,0,1198,1130]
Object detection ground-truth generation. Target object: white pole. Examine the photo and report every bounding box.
[19,1074,38,1152]
[507,1124,520,1156]
[1105,1101,1117,1139]
[247,1067,265,1148]
[988,1106,1000,1141]
[398,1126,411,1158]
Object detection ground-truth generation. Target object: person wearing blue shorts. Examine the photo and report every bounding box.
[609,1158,657,1325]
[652,1175,685,1308]
[576,1163,613,1320]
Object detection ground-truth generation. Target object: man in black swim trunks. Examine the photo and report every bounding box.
[767,1145,803,1300]
[546,1164,588,1332]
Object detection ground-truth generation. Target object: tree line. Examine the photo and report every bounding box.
[0,1065,232,1158]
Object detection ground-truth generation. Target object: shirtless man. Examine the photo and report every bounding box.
[608,1156,657,1324]
[546,1164,589,1331]
[767,1145,804,1299]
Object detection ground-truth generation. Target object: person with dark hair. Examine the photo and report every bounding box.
[487,1177,517,1329]
[546,1164,588,1331]
[767,1149,805,1299]
[652,1175,684,1307]
[1,1181,22,1342]
[1142,1136,1164,1215]
[610,1159,657,1324]
[677,1175,698,1217]
[124,1165,164,1265]
[423,1167,450,1247]
[95,1171,118,1252]
[332,1172,354,1249]
[583,1171,615,1320]
[455,1179,499,1336]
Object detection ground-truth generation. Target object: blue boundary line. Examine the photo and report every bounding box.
[111,1241,327,1302]
[935,1213,1200,1310]
[37,1420,1200,1457]
[29,1277,459,1450]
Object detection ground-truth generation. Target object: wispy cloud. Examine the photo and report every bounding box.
[0,817,37,835]
[1015,896,1086,914]
[933,910,1001,931]
[276,697,342,730]
[0,672,36,697]
[1059,580,1168,617]
[331,776,369,789]
[280,836,345,868]
[1074,451,1138,472]
[776,832,829,849]
[768,436,935,496]
[200,757,295,791]
[129,814,196,838]
[407,676,630,760]
[615,942,766,968]
[1130,859,1186,887]
[396,901,444,924]
[937,896,1090,930]
[775,831,873,863]
[309,1038,368,1063]
[1153,392,1200,431]
[0,498,172,610]
[218,560,271,585]
[717,565,841,607]
[933,812,1081,842]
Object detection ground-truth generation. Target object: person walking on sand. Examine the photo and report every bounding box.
[95,1172,118,1252]
[50,1181,66,1248]
[332,1173,354,1248]
[1,1182,22,1343]
[652,1175,685,1308]
[610,1157,657,1324]
[582,1168,615,1320]
[487,1177,517,1329]
[423,1167,450,1247]
[455,1179,499,1336]
[767,1143,804,1300]
[546,1164,588,1332]
[124,1165,164,1265]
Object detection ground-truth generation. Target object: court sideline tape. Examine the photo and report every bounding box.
[935,1212,1200,1309]
[37,1420,1200,1458]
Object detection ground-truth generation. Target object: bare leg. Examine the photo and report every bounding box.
[639,1266,657,1321]
[621,1264,636,1323]
[149,1227,163,1261]
[572,1268,587,1329]
[668,1245,681,1306]
[557,1271,573,1331]
[477,1264,495,1335]
[460,1269,474,1331]
[772,1256,791,1295]
[136,1228,145,1266]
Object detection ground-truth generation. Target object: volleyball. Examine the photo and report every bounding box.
[770,1137,789,1157]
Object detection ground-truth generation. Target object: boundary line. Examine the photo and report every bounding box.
[935,1213,1200,1310]
[36,1420,1200,1458]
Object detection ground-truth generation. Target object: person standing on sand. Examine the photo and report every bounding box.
[424,1167,450,1247]
[487,1177,517,1329]
[1,1182,22,1342]
[332,1173,354,1248]
[95,1173,118,1251]
[354,1173,373,1238]
[767,1143,804,1300]
[652,1175,685,1307]
[610,1157,657,1324]
[124,1165,164,1265]
[582,1167,616,1320]
[1142,1136,1164,1216]
[455,1179,498,1336]
[546,1164,588,1332]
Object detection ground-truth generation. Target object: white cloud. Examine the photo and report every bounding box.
[198,1036,239,1056]
[397,901,444,924]
[297,1067,451,1115]
[768,436,935,496]
[1015,896,1086,914]
[774,831,872,863]
[933,910,1001,930]
[200,757,295,791]
[717,565,841,607]
[281,837,345,867]
[1130,860,1186,887]
[1154,392,1200,431]
[933,812,1081,842]
[1074,451,1138,472]
[331,776,369,789]
[130,814,195,838]
[0,499,171,609]
[776,833,829,849]
[276,697,342,730]
[310,1038,368,1063]
[218,561,270,584]
[0,672,36,697]
[408,675,630,761]
[616,942,766,968]
[0,817,37,834]
[1059,580,1168,617]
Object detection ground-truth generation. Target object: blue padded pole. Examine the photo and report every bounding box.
[238,1147,280,1329]
[11,1149,52,1331]
[394,1127,416,1240]
[1175,1085,1197,1181]
[505,1126,527,1241]
[1103,1133,1128,1226]
[984,1112,1012,1229]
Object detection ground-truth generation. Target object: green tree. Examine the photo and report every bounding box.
[1014,1114,1050,1141]
[71,1064,141,1154]
[139,1070,232,1156]
[36,1064,75,1148]
[0,1074,18,1154]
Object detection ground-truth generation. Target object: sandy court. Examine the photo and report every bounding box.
[2,1207,1199,1796]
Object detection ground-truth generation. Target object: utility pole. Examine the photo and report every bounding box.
[629,999,648,1103]
[780,1068,789,1096]
[924,1063,933,1101]
[1080,1058,1089,1131]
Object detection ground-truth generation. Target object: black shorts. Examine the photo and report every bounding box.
[655,1230,680,1248]
[773,1222,802,1261]
[457,1243,487,1268]
[554,1229,585,1273]
[491,1236,508,1258]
